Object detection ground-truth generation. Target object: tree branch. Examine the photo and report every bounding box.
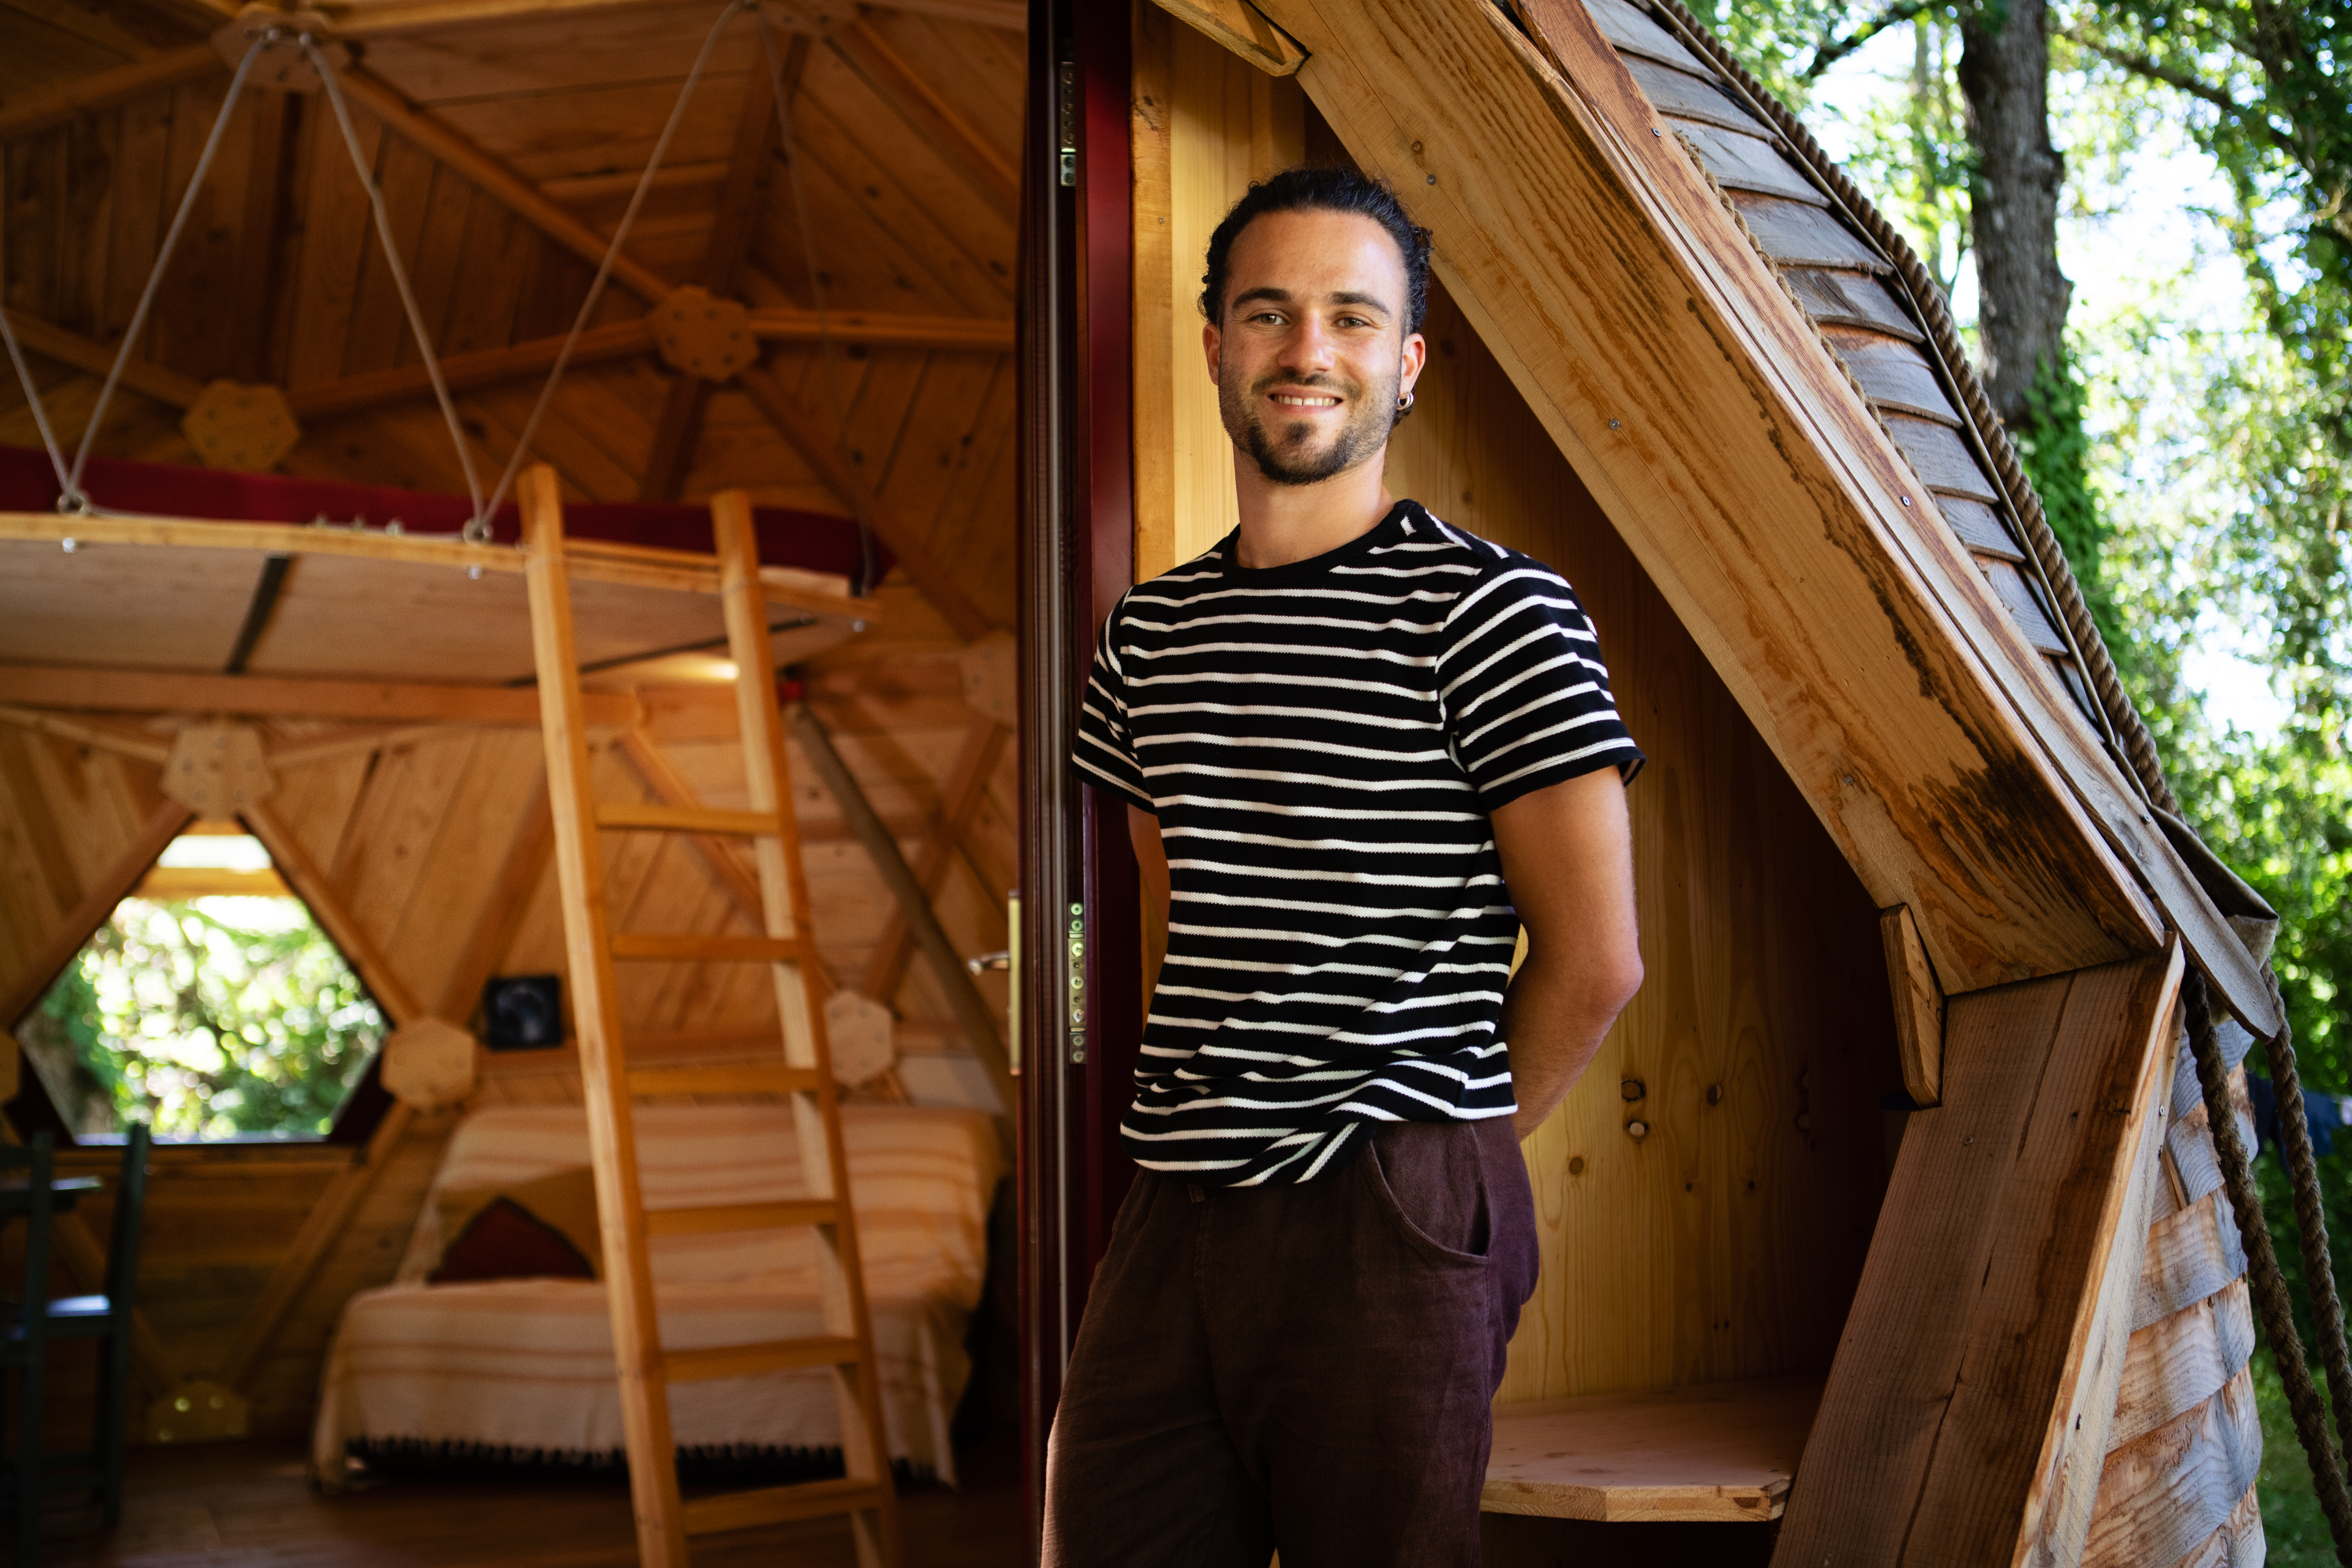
[1802,0,1935,81]
[2061,26,2247,120]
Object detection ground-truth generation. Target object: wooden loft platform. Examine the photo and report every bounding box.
[1483,1377,1824,1525]
[0,508,875,693]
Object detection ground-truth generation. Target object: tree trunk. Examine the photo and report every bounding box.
[1958,0,2071,425]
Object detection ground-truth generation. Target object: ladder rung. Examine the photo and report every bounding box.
[609,933,800,963]
[625,1064,825,1097]
[683,1476,890,1537]
[595,801,781,836]
[663,1334,862,1383]
[646,1200,838,1238]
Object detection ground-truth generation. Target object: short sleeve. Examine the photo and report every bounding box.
[1072,604,1156,813]
[1440,562,1645,808]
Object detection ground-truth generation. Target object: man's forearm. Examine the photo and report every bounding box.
[1501,954,1633,1140]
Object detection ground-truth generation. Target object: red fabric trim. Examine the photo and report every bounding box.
[0,445,890,585]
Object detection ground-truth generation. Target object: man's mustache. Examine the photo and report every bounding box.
[1247,371,1361,402]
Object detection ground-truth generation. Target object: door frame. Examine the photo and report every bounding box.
[1015,0,1141,1555]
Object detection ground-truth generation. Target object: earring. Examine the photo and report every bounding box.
[1396,389,1415,413]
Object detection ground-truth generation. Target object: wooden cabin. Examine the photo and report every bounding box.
[0,0,2275,1563]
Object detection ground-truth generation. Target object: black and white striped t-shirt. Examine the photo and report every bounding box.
[1074,501,1643,1187]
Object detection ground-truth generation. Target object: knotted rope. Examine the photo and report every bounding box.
[1625,0,2352,1542]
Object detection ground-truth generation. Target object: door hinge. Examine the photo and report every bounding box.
[1057,55,1078,188]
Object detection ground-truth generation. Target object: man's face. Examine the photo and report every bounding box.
[1206,209,1425,488]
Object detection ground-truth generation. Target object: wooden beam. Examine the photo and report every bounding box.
[0,513,868,621]
[830,21,1018,209]
[1775,939,2182,1566]
[636,381,711,506]
[0,665,640,729]
[281,312,1007,422]
[217,1100,414,1395]
[791,705,1013,1116]
[748,308,1012,353]
[0,44,226,143]
[0,705,173,766]
[738,364,994,640]
[241,797,427,1024]
[1,798,191,1028]
[286,320,653,420]
[1882,904,1945,1107]
[267,723,474,769]
[1146,0,1305,77]
[134,866,291,898]
[333,64,674,304]
[702,36,788,303]
[0,310,205,408]
[636,34,796,504]
[1253,0,2213,1007]
[335,0,1022,33]
[861,719,1004,1004]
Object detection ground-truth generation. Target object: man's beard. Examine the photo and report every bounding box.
[1219,363,1400,487]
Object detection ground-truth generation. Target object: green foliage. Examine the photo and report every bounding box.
[29,898,382,1140]
[2014,348,2123,649]
[2253,1341,2336,1564]
[2082,0,2352,723]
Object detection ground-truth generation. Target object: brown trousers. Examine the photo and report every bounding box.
[1041,1118,1540,1568]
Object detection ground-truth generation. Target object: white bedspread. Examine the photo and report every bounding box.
[312,1103,1004,1489]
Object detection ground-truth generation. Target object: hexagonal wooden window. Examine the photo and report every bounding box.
[13,826,383,1141]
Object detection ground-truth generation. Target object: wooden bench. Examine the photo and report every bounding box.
[1482,1376,1826,1523]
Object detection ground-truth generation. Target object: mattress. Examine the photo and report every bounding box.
[311,1101,1004,1489]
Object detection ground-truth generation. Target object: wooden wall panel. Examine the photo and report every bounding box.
[0,734,168,1018]
[1133,31,1901,1402]
[1379,283,1900,1401]
[1130,15,1304,581]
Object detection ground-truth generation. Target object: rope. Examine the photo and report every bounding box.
[50,34,272,513]
[2189,971,2352,1553]
[472,0,749,539]
[1637,0,2175,813]
[0,300,74,503]
[758,12,876,594]
[2259,964,2352,1484]
[305,36,487,528]
[1624,2,2352,1538]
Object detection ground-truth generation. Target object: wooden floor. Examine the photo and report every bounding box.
[32,1434,1026,1567]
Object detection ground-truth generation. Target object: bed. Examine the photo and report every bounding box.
[311,1102,1004,1490]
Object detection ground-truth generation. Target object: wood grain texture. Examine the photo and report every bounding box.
[1256,0,2200,1007]
[0,794,188,1027]
[861,720,1004,1006]
[2133,1189,2248,1334]
[519,464,687,1567]
[1881,903,1944,1106]
[1149,0,1307,74]
[2080,1366,2262,1568]
[1483,1375,1819,1522]
[0,44,224,143]
[1772,942,2182,1568]
[2106,1277,2253,1455]
[1371,279,1897,1404]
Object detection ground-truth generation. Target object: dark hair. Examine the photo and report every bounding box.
[1198,166,1433,335]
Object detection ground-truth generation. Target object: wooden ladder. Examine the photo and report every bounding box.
[518,464,901,1568]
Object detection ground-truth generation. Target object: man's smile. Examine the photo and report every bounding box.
[1270,392,1342,408]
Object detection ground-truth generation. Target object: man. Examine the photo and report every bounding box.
[1048,167,1645,1566]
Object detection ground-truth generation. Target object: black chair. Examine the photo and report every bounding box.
[0,1131,57,1566]
[1,1124,151,1562]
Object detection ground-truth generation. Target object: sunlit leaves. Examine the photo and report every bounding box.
[32,898,382,1139]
